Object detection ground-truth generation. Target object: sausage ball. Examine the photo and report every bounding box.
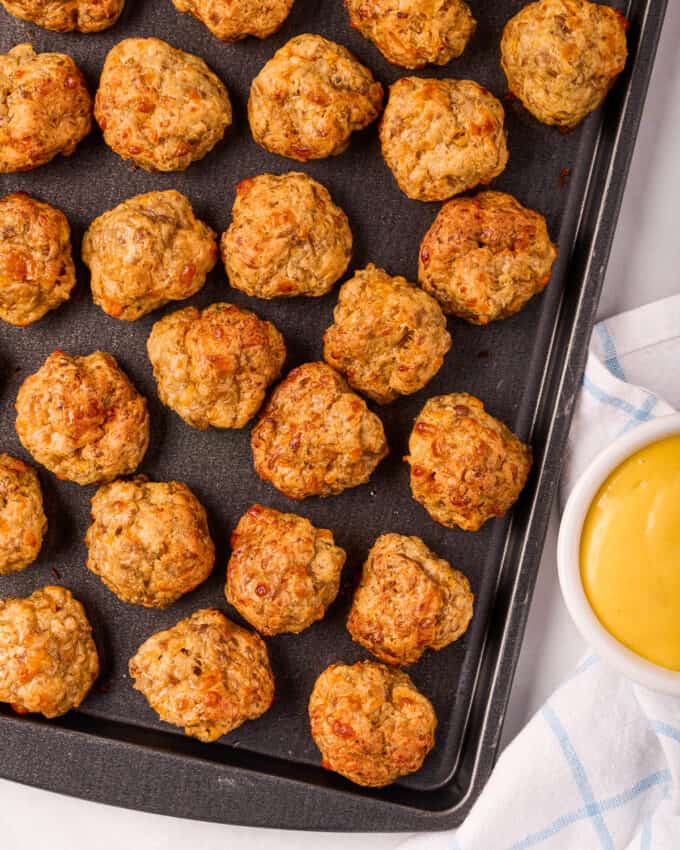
[221,172,352,299]
[147,303,286,430]
[308,661,436,786]
[0,586,99,718]
[95,38,232,172]
[418,191,557,324]
[251,362,389,500]
[501,0,628,129]
[82,190,218,320]
[129,608,274,742]
[0,192,75,327]
[323,263,451,404]
[347,533,473,666]
[380,77,508,202]
[248,34,383,161]
[345,0,476,69]
[172,0,294,41]
[226,504,346,635]
[0,44,92,173]
[406,393,532,531]
[0,0,125,31]
[15,350,150,486]
[86,477,215,608]
[0,454,46,575]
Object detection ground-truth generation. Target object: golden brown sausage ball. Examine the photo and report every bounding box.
[406,393,532,531]
[172,0,294,41]
[0,192,75,327]
[95,38,232,172]
[0,586,99,718]
[147,303,286,430]
[501,0,628,129]
[221,172,352,299]
[345,0,476,69]
[251,362,389,500]
[226,504,346,635]
[418,191,557,324]
[15,350,150,486]
[0,454,46,575]
[380,77,508,202]
[347,533,473,666]
[82,190,218,321]
[129,608,274,742]
[0,44,92,173]
[248,34,383,161]
[323,263,451,404]
[308,660,436,786]
[0,0,124,31]
[86,477,215,608]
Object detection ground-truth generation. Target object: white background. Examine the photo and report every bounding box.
[1,3,679,847]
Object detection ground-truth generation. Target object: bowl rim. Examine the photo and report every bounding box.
[557,412,680,695]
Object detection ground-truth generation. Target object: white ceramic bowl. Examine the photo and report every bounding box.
[557,413,680,695]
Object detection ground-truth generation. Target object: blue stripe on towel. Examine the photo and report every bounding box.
[650,720,680,743]
[596,323,627,381]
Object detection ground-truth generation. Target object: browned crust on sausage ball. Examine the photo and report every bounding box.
[86,477,215,608]
[222,172,352,299]
[308,660,436,786]
[251,362,389,500]
[345,0,476,69]
[129,608,274,742]
[0,192,75,326]
[0,453,46,575]
[147,303,286,430]
[406,393,532,531]
[501,0,628,129]
[418,191,557,324]
[0,586,99,718]
[347,533,473,666]
[323,263,451,404]
[248,34,383,161]
[379,77,508,202]
[0,44,92,173]
[94,38,232,172]
[82,190,218,320]
[15,350,150,485]
[226,504,346,635]
[0,0,124,31]
[172,0,294,41]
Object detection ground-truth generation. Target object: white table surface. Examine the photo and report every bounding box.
[2,5,679,847]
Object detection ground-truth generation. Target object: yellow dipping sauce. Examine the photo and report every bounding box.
[580,434,680,671]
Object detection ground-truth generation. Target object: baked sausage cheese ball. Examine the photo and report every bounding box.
[15,351,150,486]
[82,190,218,320]
[129,608,274,742]
[0,454,46,575]
[0,586,99,718]
[501,0,628,130]
[418,191,557,324]
[172,0,294,41]
[308,661,436,786]
[248,34,383,161]
[226,504,346,635]
[380,77,508,202]
[222,172,352,299]
[0,192,76,326]
[147,303,286,430]
[323,263,451,404]
[86,477,215,608]
[95,38,232,172]
[0,44,92,173]
[251,362,389,500]
[345,0,476,69]
[0,0,124,31]
[406,393,532,531]
[347,533,473,666]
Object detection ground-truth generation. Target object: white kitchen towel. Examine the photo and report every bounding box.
[401,293,680,850]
